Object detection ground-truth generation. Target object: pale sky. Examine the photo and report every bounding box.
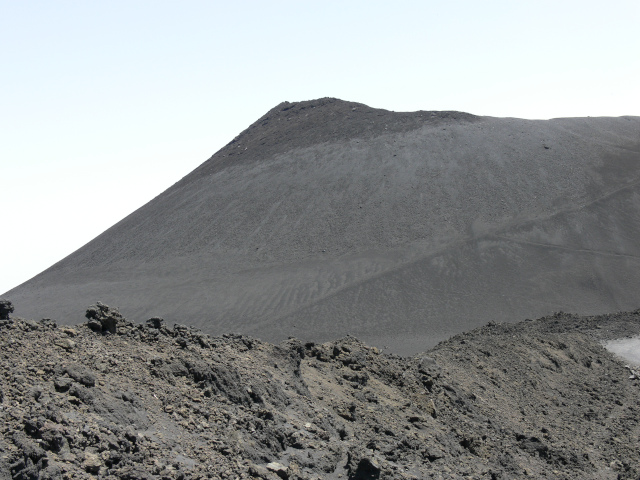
[1,0,639,295]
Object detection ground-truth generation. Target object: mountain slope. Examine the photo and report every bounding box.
[5,98,640,353]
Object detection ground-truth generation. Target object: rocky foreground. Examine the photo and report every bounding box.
[0,304,639,479]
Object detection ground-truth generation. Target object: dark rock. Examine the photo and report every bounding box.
[173,323,189,335]
[86,319,103,333]
[0,456,11,480]
[266,462,288,479]
[161,359,189,377]
[40,427,68,453]
[0,300,13,320]
[54,377,73,392]
[28,386,43,401]
[146,317,164,329]
[38,465,62,480]
[12,433,46,462]
[248,464,274,479]
[23,417,40,437]
[182,358,254,405]
[59,364,96,387]
[68,384,95,405]
[10,432,48,480]
[38,318,57,329]
[85,302,125,334]
[347,450,381,480]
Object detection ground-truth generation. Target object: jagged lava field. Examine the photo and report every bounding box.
[0,304,639,479]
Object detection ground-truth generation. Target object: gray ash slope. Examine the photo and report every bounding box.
[6,98,640,354]
[1,306,639,479]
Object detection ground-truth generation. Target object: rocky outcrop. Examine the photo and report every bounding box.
[85,302,127,334]
[0,300,13,321]
[0,305,638,479]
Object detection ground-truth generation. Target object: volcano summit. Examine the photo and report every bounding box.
[6,98,640,354]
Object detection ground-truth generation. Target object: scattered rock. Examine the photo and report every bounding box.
[0,308,638,479]
[54,377,73,392]
[59,364,96,387]
[418,355,438,373]
[54,338,75,351]
[266,461,288,478]
[83,451,102,473]
[61,327,76,336]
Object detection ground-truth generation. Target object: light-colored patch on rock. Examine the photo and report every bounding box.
[604,335,640,366]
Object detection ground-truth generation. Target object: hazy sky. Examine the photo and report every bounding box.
[1,0,639,295]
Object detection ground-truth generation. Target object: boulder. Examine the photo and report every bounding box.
[85,302,125,334]
[0,300,14,320]
[146,317,164,329]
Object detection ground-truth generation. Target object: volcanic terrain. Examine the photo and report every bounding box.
[5,98,640,353]
[0,304,639,479]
